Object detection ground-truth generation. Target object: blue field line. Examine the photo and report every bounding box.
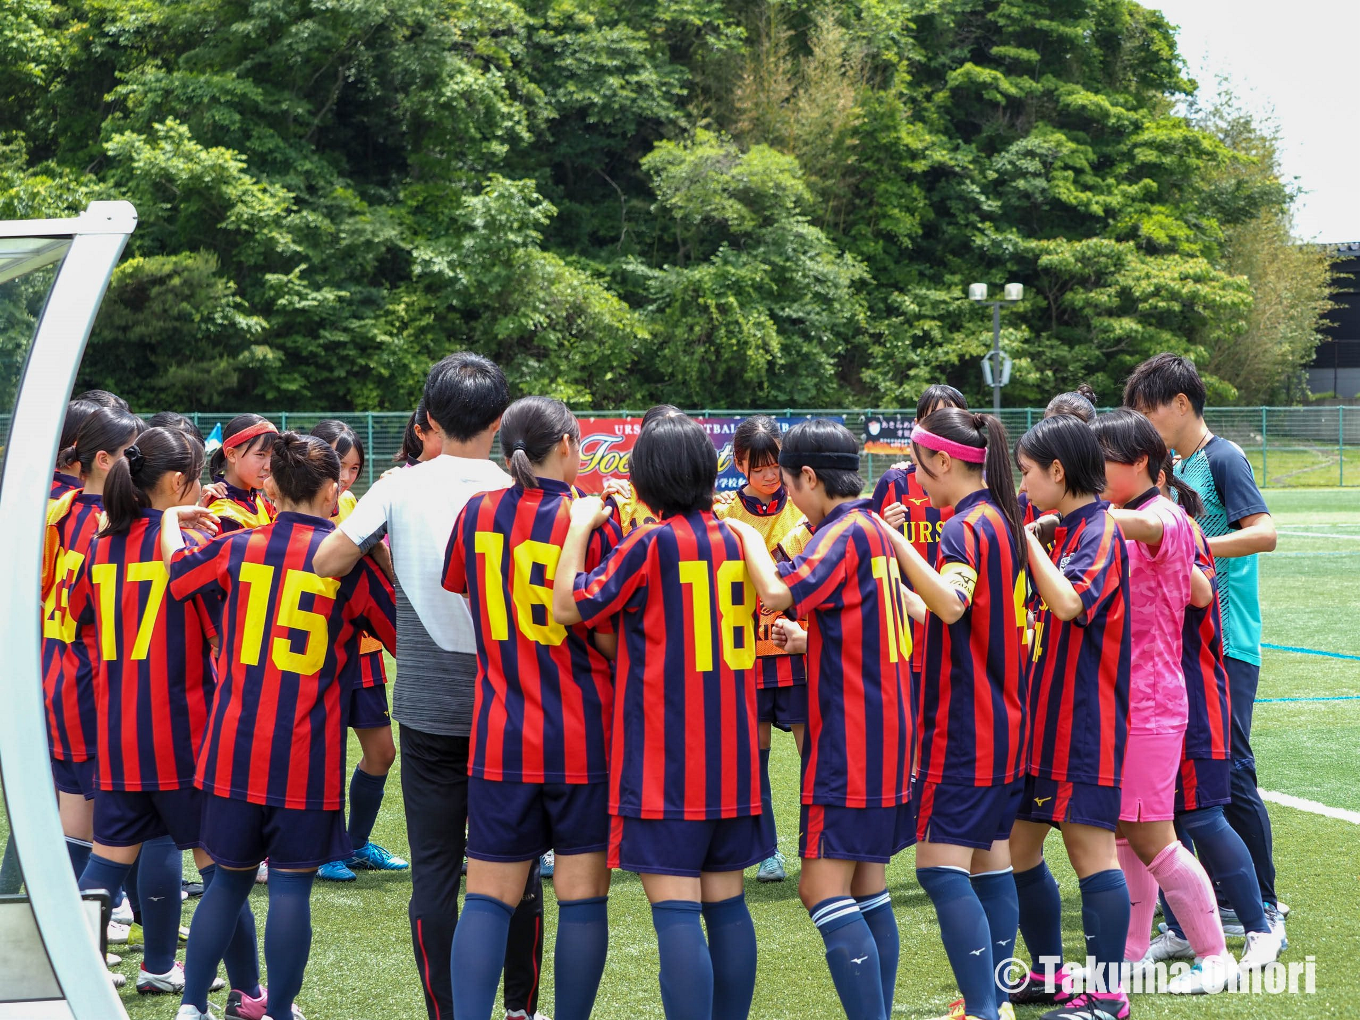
[1262,642,1360,662]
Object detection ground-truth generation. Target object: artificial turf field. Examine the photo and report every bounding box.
[88,487,1360,1017]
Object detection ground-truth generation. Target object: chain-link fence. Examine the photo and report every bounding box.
[136,407,1357,496]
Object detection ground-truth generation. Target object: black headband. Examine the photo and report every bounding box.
[778,450,860,471]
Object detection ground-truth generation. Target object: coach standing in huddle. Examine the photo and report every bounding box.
[312,352,514,1018]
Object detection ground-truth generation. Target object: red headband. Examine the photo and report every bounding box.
[911,425,987,464]
[224,421,278,449]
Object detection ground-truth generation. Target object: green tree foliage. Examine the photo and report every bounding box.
[0,0,1328,410]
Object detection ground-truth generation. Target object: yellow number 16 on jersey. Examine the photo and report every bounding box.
[475,533,568,647]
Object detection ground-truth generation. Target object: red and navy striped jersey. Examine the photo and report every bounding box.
[334,490,388,686]
[42,491,103,761]
[169,512,396,810]
[918,490,1027,786]
[51,470,81,501]
[715,487,810,689]
[208,479,275,534]
[443,477,621,784]
[1027,500,1131,786]
[1183,519,1231,760]
[572,512,760,820]
[871,465,953,674]
[67,512,217,791]
[775,499,913,808]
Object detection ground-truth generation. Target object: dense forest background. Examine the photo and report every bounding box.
[0,0,1335,411]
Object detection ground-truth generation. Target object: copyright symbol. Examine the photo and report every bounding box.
[995,957,1028,994]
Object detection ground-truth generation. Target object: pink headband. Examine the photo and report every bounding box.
[911,425,987,464]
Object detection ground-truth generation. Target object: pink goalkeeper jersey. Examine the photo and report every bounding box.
[1124,490,1193,735]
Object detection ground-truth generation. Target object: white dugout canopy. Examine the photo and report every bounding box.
[0,202,138,1019]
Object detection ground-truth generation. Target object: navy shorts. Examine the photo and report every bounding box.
[1014,775,1121,832]
[200,794,350,870]
[94,787,203,850]
[1174,757,1232,814]
[800,802,916,863]
[757,685,807,732]
[466,777,609,862]
[915,777,1024,849]
[608,815,772,877]
[348,682,391,730]
[51,757,98,800]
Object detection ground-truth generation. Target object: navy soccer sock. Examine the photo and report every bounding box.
[346,767,388,849]
[263,869,316,1020]
[651,900,712,1020]
[917,866,998,1020]
[1014,859,1064,974]
[1180,806,1268,934]
[809,896,885,1020]
[182,865,254,1013]
[199,864,261,997]
[137,836,183,974]
[758,748,777,853]
[972,869,1019,1010]
[555,896,609,1020]
[450,892,515,1020]
[855,890,899,1016]
[78,852,132,910]
[1078,869,1131,997]
[65,837,92,880]
[703,894,758,1020]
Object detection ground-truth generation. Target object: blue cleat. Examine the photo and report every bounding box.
[317,859,357,882]
[540,850,555,879]
[348,841,409,871]
[756,850,787,883]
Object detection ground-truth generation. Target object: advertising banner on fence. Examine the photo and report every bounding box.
[862,414,917,455]
[576,415,846,493]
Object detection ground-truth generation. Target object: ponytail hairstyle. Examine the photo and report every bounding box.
[146,411,205,445]
[916,384,968,422]
[1015,414,1106,499]
[1159,453,1204,518]
[1044,386,1097,423]
[733,415,782,471]
[395,404,424,465]
[209,413,276,479]
[268,432,341,505]
[1091,408,1203,510]
[310,419,365,474]
[914,408,1024,551]
[499,397,580,490]
[779,418,864,497]
[60,406,144,478]
[58,399,99,469]
[101,427,204,537]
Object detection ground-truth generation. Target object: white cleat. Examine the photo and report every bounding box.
[1239,929,1285,971]
[107,920,130,944]
[1166,953,1236,994]
[111,896,134,925]
[176,1006,217,1020]
[137,961,186,995]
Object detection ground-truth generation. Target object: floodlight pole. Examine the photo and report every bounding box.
[968,282,1023,414]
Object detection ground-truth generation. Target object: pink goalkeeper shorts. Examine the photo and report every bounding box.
[1119,730,1186,823]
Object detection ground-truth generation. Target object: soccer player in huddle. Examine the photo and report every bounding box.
[1124,353,1284,944]
[66,427,246,998]
[1091,410,1231,995]
[599,404,685,532]
[1009,414,1133,1020]
[733,419,914,1020]
[554,413,768,1020]
[207,414,279,533]
[310,420,408,881]
[1144,472,1284,971]
[43,406,144,882]
[165,432,396,1020]
[713,415,812,884]
[881,409,1026,1020]
[442,396,621,1020]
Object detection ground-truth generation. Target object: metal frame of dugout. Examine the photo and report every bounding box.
[0,201,138,1019]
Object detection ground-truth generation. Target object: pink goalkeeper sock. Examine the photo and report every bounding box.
[1148,842,1227,959]
[1117,838,1157,961]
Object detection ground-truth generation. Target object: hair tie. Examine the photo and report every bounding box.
[910,425,987,464]
[511,440,527,453]
[125,444,145,476]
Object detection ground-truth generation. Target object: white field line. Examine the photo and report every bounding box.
[1276,530,1360,540]
[1259,788,1360,825]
